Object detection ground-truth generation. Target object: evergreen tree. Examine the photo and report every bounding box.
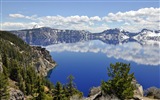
[26,83,31,95]
[101,62,134,99]
[2,53,8,68]
[66,75,76,96]
[65,75,83,98]
[9,60,20,81]
[0,72,9,100]
[18,73,26,94]
[36,76,46,100]
[26,66,37,95]
[1,53,9,76]
[53,82,66,100]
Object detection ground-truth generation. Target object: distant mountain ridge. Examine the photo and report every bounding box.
[9,27,160,46]
[10,27,90,45]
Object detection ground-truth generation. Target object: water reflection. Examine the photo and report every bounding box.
[45,40,160,66]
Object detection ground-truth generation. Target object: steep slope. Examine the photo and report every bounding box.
[0,31,56,99]
[0,31,56,76]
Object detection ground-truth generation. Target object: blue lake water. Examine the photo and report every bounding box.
[47,40,160,96]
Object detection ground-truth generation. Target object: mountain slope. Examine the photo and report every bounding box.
[0,31,56,99]
[10,27,160,46]
[10,27,90,45]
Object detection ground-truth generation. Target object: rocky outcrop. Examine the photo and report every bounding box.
[86,87,119,100]
[31,46,56,76]
[85,80,144,100]
[132,79,144,97]
[145,87,160,99]
[9,88,25,100]
[88,87,101,97]
[86,87,102,100]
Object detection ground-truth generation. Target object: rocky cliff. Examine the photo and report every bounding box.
[0,31,56,99]
[31,46,56,76]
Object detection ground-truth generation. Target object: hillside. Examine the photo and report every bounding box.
[0,31,83,100]
[0,31,57,99]
[0,31,56,76]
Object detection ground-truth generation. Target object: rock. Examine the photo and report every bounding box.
[88,86,101,97]
[0,54,3,73]
[87,87,102,100]
[0,62,3,73]
[70,95,83,100]
[94,94,119,100]
[32,46,56,76]
[132,79,144,97]
[86,79,145,100]
[145,87,160,99]
[86,87,119,100]
[9,88,25,100]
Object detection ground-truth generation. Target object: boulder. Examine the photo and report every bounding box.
[145,87,160,99]
[9,88,25,100]
[88,86,101,97]
[86,87,119,100]
[132,79,144,97]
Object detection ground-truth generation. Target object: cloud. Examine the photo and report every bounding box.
[90,16,101,21]
[45,41,160,66]
[103,7,160,32]
[2,7,160,32]
[9,13,37,20]
[9,14,25,18]
[2,22,38,30]
[2,14,106,32]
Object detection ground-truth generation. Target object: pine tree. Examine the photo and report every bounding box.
[2,53,8,68]
[26,66,37,95]
[18,73,26,94]
[36,76,46,100]
[101,62,134,99]
[53,82,66,100]
[66,75,76,96]
[65,75,82,98]
[26,83,31,95]
[9,60,20,81]
[0,72,9,100]
[1,53,9,76]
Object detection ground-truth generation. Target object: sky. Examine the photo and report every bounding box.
[0,0,159,32]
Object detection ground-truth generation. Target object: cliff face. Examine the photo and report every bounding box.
[31,46,56,76]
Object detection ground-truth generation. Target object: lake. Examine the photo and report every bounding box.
[47,40,160,96]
